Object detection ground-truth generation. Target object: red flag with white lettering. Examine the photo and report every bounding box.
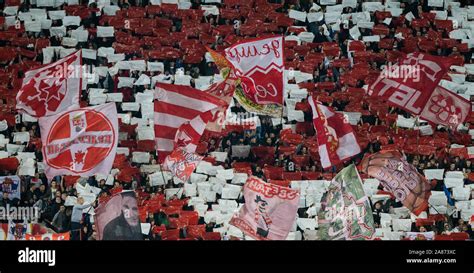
[39,103,118,180]
[420,85,471,128]
[224,36,284,105]
[16,50,82,118]
[368,52,452,115]
[308,97,361,169]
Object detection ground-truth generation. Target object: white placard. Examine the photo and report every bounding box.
[423,169,445,180]
[362,35,381,42]
[97,26,115,38]
[289,10,307,22]
[121,102,140,112]
[118,77,135,88]
[444,177,464,188]
[132,152,151,163]
[307,12,323,23]
[137,126,155,140]
[63,16,80,26]
[13,132,30,143]
[106,93,123,102]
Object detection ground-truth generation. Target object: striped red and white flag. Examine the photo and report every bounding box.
[154,83,227,162]
[308,96,361,169]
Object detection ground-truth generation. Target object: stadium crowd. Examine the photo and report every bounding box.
[0,0,473,240]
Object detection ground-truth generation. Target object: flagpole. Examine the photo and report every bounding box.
[159,163,169,188]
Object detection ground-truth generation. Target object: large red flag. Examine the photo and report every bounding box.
[224,36,284,105]
[308,96,361,169]
[16,50,82,117]
[368,52,452,115]
[39,103,118,180]
[360,150,431,216]
[230,176,299,240]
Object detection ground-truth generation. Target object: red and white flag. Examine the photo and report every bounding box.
[368,52,452,116]
[154,83,227,161]
[420,85,471,128]
[164,148,203,182]
[16,50,82,118]
[39,103,118,180]
[229,176,299,240]
[308,97,361,169]
[224,36,284,105]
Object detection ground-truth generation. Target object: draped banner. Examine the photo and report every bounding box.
[229,176,299,240]
[95,191,143,240]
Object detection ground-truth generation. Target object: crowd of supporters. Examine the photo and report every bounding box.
[0,0,473,240]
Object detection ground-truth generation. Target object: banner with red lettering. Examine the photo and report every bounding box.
[224,36,284,106]
[360,150,431,216]
[39,103,118,180]
[368,53,452,115]
[229,176,299,240]
[16,50,82,118]
[419,86,471,128]
[164,148,203,182]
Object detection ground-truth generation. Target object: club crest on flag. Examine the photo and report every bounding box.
[39,103,118,179]
[420,86,471,128]
[165,149,203,182]
[16,50,82,118]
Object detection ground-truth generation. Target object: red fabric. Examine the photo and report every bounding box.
[161,229,180,240]
[202,232,221,240]
[415,219,435,227]
[301,171,320,180]
[434,233,469,241]
[278,145,297,156]
[186,225,206,239]
[116,166,140,183]
[251,146,276,159]
[282,172,302,181]
[137,140,156,152]
[269,179,291,187]
[63,176,80,188]
[263,166,283,180]
[0,157,19,171]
